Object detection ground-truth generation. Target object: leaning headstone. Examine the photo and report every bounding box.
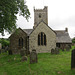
[55,47,59,54]
[21,56,27,62]
[30,49,37,64]
[71,49,75,70]
[51,49,55,54]
[20,47,26,56]
[66,45,70,51]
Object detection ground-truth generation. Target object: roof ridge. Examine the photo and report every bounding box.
[23,29,33,36]
[23,29,32,30]
[54,30,65,31]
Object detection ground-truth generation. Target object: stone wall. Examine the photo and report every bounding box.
[29,22,56,53]
[60,43,71,49]
[56,43,71,50]
[10,28,27,54]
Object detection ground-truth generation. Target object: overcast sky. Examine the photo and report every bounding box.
[0,0,75,38]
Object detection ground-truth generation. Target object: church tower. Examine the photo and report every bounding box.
[33,6,48,28]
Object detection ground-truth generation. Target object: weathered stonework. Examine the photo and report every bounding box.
[34,6,48,29]
[30,50,37,64]
[10,6,72,54]
[29,22,56,53]
[10,28,27,54]
[57,43,71,50]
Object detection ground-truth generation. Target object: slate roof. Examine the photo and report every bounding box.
[22,29,72,43]
[55,30,72,43]
[23,29,33,36]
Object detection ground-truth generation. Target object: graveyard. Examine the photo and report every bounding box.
[0,46,75,75]
[1,0,75,75]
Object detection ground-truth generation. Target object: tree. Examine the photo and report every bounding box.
[0,0,30,35]
[72,37,75,43]
[0,38,10,49]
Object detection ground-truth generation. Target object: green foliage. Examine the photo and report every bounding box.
[72,37,75,43]
[0,0,30,35]
[0,38,10,47]
[0,47,75,75]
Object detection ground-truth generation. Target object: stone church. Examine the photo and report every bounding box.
[10,6,72,54]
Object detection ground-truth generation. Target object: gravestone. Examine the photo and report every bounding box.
[51,48,59,54]
[30,49,37,64]
[21,56,27,62]
[20,47,26,56]
[71,49,75,69]
[51,49,55,54]
[55,47,59,54]
[66,45,70,51]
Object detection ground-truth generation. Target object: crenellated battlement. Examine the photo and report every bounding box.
[34,6,48,12]
[33,6,48,29]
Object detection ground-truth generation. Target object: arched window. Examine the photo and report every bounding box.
[18,37,23,47]
[38,32,46,46]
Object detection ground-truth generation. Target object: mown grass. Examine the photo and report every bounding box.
[0,46,75,75]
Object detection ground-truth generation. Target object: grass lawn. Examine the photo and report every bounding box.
[0,47,75,75]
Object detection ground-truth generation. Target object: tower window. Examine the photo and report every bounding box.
[39,13,41,18]
[38,32,46,46]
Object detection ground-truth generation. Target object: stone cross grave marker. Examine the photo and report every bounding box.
[30,49,37,64]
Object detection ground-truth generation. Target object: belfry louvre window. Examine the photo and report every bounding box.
[38,32,46,46]
[19,37,23,47]
[39,13,41,18]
